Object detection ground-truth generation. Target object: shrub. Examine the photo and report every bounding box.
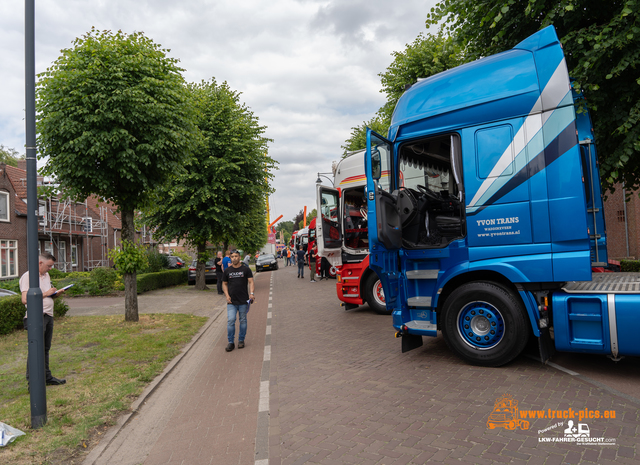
[54,297,69,318]
[0,295,26,336]
[48,268,68,279]
[137,269,187,294]
[0,278,20,293]
[87,267,119,295]
[620,260,640,272]
[145,249,170,273]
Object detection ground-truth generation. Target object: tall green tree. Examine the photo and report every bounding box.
[276,220,294,244]
[0,145,23,167]
[343,34,461,153]
[426,0,640,194]
[142,79,275,289]
[37,28,198,320]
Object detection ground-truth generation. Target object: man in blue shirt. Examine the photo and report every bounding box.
[222,250,231,270]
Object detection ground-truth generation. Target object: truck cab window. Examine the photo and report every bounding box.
[397,134,465,248]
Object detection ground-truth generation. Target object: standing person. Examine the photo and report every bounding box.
[320,257,331,280]
[290,248,295,266]
[222,250,255,352]
[20,252,66,386]
[222,250,231,271]
[285,247,290,267]
[308,243,317,283]
[296,245,305,278]
[215,251,224,295]
[243,252,251,266]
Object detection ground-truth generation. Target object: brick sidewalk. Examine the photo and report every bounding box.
[141,274,271,465]
[268,265,639,464]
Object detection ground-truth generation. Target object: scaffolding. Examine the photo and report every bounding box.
[41,197,110,271]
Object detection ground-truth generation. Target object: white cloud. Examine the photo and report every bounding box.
[0,0,435,224]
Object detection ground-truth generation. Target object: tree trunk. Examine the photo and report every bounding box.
[195,242,208,290]
[122,209,139,322]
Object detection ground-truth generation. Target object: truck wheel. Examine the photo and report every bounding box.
[363,273,390,315]
[441,282,529,367]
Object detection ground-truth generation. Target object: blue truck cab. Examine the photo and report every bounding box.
[364,26,639,366]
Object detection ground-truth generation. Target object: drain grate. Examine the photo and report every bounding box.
[563,273,640,294]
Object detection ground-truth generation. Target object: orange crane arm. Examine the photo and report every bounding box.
[268,215,283,230]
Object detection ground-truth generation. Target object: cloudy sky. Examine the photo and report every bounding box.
[1,0,436,225]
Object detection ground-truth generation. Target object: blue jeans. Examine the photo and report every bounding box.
[227,303,248,343]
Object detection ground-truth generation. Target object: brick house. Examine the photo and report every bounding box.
[603,184,640,260]
[0,162,133,280]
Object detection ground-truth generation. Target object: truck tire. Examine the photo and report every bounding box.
[363,273,390,315]
[440,282,529,367]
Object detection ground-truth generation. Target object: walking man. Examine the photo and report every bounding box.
[296,245,305,278]
[20,252,66,386]
[222,250,255,352]
[215,251,224,295]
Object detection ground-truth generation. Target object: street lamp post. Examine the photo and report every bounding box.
[25,0,48,428]
[316,172,334,186]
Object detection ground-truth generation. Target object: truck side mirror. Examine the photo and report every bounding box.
[372,148,382,180]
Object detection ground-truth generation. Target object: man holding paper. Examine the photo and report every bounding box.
[20,252,66,386]
[222,250,254,352]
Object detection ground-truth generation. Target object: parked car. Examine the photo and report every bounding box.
[167,256,185,269]
[187,259,217,285]
[0,288,17,297]
[255,253,278,272]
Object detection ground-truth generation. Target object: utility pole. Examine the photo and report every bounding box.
[25,0,47,428]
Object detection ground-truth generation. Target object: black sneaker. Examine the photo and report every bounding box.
[46,377,66,386]
[225,343,235,352]
[238,341,245,349]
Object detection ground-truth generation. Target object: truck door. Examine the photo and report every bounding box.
[316,184,342,269]
[365,129,401,311]
[580,140,608,267]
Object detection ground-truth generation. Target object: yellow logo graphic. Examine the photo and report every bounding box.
[487,394,530,430]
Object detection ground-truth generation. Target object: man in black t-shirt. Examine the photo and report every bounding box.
[215,251,224,295]
[222,250,255,352]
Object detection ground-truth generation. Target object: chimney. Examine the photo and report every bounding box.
[18,160,27,172]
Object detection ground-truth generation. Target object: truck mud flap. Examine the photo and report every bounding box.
[537,328,555,363]
[401,333,423,353]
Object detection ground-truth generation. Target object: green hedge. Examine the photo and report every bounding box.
[0,295,69,336]
[0,269,184,336]
[620,260,640,272]
[136,269,188,294]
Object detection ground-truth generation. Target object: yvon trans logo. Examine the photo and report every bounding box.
[487,394,617,446]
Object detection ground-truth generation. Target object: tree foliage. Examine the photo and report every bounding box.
[142,79,275,288]
[342,34,462,154]
[426,0,640,194]
[37,28,199,320]
[0,145,23,167]
[276,220,294,244]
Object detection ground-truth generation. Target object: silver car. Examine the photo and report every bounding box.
[187,259,217,285]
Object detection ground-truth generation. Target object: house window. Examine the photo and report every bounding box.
[618,210,625,222]
[0,191,9,222]
[58,241,66,272]
[44,241,53,256]
[0,240,18,278]
[71,245,78,268]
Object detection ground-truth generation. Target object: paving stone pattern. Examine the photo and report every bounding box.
[268,266,639,464]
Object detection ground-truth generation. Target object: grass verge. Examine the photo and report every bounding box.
[0,313,207,464]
